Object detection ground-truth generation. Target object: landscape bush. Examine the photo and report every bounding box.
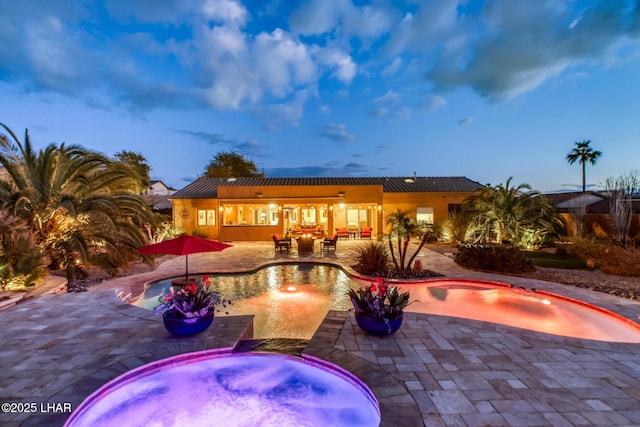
[565,237,640,276]
[352,241,391,277]
[454,243,535,273]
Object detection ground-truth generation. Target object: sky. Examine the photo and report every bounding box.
[1,0,639,193]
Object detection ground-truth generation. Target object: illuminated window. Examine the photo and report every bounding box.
[416,207,434,224]
[197,209,216,226]
[222,204,279,226]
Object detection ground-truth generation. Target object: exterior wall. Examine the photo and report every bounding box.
[147,181,175,196]
[216,184,384,241]
[381,192,469,229]
[171,198,220,240]
[172,185,476,242]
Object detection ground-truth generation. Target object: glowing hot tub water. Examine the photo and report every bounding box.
[65,351,380,427]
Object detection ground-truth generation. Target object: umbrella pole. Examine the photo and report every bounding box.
[185,254,189,280]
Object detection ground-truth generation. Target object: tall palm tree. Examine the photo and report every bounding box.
[566,140,603,192]
[462,177,566,246]
[0,122,153,286]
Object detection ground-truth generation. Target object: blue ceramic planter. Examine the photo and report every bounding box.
[162,310,214,336]
[355,313,403,336]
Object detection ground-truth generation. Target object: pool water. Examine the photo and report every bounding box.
[132,264,640,343]
[134,264,361,339]
[65,351,381,427]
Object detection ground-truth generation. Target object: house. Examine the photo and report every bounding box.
[545,191,640,241]
[170,176,483,241]
[143,180,177,211]
[145,180,176,196]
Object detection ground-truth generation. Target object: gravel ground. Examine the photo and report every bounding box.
[425,243,640,302]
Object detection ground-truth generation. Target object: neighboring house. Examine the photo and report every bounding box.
[145,180,176,196]
[170,176,483,241]
[545,191,640,241]
[144,180,177,211]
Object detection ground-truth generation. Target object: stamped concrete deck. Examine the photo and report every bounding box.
[1,241,639,426]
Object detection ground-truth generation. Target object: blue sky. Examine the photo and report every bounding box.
[1,0,639,193]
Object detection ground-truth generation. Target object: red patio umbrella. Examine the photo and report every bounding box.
[137,235,232,280]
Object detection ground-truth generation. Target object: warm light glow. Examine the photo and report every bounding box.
[269,203,275,208]
[541,299,551,305]
[339,203,345,208]
[287,285,297,292]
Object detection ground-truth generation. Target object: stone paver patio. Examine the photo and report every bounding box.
[1,241,639,426]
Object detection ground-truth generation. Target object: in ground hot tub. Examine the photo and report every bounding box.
[65,350,380,427]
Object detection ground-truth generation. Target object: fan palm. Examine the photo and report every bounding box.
[566,140,602,192]
[0,122,153,286]
[462,177,566,246]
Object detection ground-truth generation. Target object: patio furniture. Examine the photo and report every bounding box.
[360,227,372,239]
[335,227,349,239]
[321,234,338,253]
[297,236,315,254]
[272,234,291,253]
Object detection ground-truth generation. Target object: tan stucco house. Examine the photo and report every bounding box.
[170,176,482,241]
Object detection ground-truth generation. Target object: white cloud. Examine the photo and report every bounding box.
[373,90,401,106]
[370,90,411,121]
[202,0,249,27]
[289,0,395,40]
[421,95,447,112]
[313,47,357,84]
[381,57,403,77]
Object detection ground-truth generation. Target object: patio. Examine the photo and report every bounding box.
[1,241,639,426]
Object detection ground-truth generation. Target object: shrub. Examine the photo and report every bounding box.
[352,241,391,276]
[566,237,640,276]
[454,243,535,273]
[439,213,470,245]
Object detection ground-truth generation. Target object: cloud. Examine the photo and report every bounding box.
[421,95,447,112]
[202,0,249,27]
[173,129,230,145]
[370,90,412,121]
[265,161,370,177]
[320,123,356,143]
[255,89,312,131]
[458,116,475,126]
[428,1,640,100]
[234,138,267,158]
[289,0,395,39]
[381,57,403,77]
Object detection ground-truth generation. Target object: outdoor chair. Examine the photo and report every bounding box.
[335,227,349,239]
[321,233,338,253]
[272,234,291,253]
[360,227,372,239]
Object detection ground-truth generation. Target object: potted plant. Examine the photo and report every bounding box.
[347,279,411,336]
[154,275,231,336]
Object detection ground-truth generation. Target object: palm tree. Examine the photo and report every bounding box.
[462,177,566,246]
[384,210,430,272]
[566,140,602,192]
[0,122,154,287]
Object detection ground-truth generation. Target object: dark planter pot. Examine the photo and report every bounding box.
[355,312,403,336]
[162,310,214,336]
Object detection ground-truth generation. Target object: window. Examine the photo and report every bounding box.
[222,204,279,226]
[416,207,434,224]
[197,209,216,226]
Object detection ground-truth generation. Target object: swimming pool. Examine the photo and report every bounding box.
[132,263,640,343]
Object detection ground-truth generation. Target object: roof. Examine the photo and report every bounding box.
[171,176,483,199]
[545,191,640,214]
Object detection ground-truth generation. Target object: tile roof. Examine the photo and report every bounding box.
[170,176,483,199]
